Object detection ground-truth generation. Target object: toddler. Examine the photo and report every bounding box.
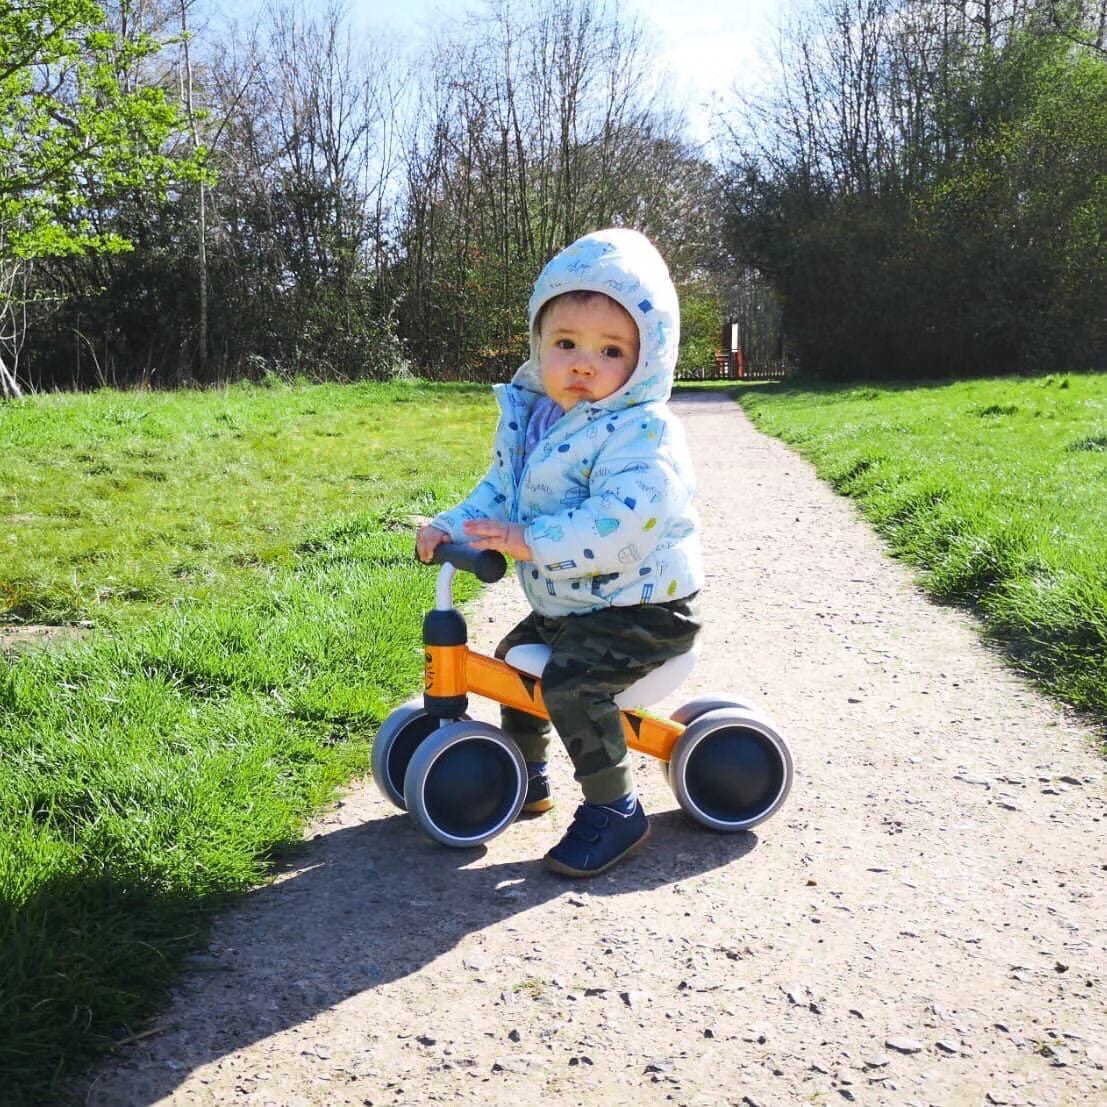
[416,227,703,876]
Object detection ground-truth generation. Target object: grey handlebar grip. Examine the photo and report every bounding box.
[430,542,508,583]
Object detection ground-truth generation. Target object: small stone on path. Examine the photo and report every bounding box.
[886,1037,925,1054]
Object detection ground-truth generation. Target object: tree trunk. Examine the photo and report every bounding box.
[0,354,22,398]
[180,0,208,379]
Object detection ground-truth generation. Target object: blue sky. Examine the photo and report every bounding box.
[622,0,783,119]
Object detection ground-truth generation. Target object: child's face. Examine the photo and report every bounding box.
[538,294,640,410]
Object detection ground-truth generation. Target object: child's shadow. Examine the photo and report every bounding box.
[84,806,759,1105]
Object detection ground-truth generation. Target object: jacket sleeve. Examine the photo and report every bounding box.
[430,464,511,540]
[523,413,694,578]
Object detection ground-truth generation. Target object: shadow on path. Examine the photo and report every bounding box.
[81,805,758,1104]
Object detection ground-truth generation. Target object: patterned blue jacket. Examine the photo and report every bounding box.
[432,228,703,617]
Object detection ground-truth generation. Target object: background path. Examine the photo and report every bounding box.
[83,393,1105,1107]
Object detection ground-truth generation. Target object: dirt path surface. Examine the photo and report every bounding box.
[82,393,1106,1107]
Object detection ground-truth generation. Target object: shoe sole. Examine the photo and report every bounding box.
[543,822,651,878]
[522,797,555,815]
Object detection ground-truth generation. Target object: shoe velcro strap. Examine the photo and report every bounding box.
[567,805,610,842]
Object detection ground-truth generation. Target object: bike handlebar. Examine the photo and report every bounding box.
[428,542,508,583]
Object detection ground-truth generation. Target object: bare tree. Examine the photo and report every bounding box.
[398,0,700,374]
[178,0,209,377]
[190,0,406,377]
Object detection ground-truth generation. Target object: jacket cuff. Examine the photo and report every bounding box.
[430,511,465,542]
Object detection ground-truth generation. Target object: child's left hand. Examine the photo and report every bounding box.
[463,519,533,562]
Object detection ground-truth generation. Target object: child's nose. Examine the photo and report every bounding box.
[571,353,595,375]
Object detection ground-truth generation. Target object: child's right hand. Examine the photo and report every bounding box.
[416,524,451,563]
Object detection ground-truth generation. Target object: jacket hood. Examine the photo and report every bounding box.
[510,227,680,409]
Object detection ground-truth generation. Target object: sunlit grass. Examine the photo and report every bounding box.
[1,378,492,626]
[1,379,496,1101]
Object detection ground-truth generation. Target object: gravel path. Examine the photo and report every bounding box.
[82,393,1106,1107]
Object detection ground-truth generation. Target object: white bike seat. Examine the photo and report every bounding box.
[503,643,697,708]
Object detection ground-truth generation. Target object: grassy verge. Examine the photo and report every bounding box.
[2,379,492,628]
[1,380,495,1102]
[737,372,1107,727]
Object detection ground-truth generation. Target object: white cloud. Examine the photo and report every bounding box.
[627,0,781,143]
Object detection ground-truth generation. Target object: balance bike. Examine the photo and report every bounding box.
[371,543,794,847]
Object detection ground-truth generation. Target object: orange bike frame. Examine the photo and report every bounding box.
[425,642,685,762]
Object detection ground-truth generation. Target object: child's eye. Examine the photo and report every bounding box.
[602,346,626,359]
[555,339,575,350]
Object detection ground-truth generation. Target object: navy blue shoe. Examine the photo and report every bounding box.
[522,766,554,815]
[544,799,650,877]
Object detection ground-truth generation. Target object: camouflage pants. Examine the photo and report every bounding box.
[494,596,701,804]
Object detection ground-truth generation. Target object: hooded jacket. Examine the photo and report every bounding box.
[431,227,703,617]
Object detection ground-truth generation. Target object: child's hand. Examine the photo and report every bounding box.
[416,524,451,563]
[463,519,533,562]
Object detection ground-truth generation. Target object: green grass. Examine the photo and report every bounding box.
[0,380,495,1102]
[737,372,1107,724]
[2,379,492,627]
